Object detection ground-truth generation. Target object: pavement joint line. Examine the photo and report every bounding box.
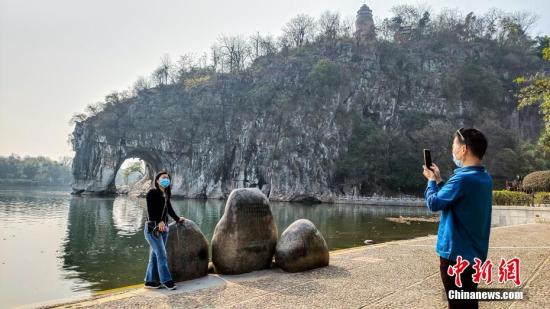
[490,223,544,230]
[507,252,550,309]
[358,271,441,308]
[225,254,399,308]
[225,278,318,308]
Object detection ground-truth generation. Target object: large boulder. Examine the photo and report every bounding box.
[211,188,278,274]
[167,220,209,281]
[275,219,329,272]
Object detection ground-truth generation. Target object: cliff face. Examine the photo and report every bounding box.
[72,47,360,202]
[71,39,542,201]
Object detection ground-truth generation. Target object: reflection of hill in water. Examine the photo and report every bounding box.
[61,196,437,291]
[62,197,148,291]
[112,197,144,236]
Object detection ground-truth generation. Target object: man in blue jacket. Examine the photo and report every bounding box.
[422,128,492,309]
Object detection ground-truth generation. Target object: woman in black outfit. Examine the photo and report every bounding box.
[143,171,186,289]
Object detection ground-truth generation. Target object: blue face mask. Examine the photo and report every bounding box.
[159,178,170,188]
[452,152,464,168]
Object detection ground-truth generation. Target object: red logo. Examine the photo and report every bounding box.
[472,258,493,284]
[447,256,522,287]
[498,257,521,286]
[447,256,470,287]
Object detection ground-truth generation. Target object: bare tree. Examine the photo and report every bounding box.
[482,8,503,40]
[390,4,431,27]
[104,91,128,106]
[132,76,150,95]
[259,34,277,56]
[250,32,262,59]
[461,12,484,41]
[277,35,291,53]
[211,43,222,72]
[282,14,316,47]
[216,35,251,73]
[197,52,208,69]
[509,11,538,33]
[250,32,277,59]
[152,54,176,86]
[176,54,194,78]
[318,11,341,42]
[341,15,355,38]
[436,8,464,33]
[496,12,536,47]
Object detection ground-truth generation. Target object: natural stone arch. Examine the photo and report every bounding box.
[111,149,164,195]
[71,122,176,195]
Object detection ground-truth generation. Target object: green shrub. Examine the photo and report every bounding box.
[492,190,532,206]
[534,192,550,206]
[522,170,550,193]
[308,59,341,90]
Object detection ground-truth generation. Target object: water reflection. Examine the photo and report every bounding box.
[0,186,69,223]
[62,196,149,291]
[112,197,145,236]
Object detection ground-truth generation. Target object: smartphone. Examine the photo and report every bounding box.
[423,149,432,170]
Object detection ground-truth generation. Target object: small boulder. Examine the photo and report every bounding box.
[275,219,329,272]
[211,188,278,274]
[167,220,209,281]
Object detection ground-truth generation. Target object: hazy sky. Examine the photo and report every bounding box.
[1,0,549,160]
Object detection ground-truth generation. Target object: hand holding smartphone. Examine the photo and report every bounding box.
[423,149,432,170]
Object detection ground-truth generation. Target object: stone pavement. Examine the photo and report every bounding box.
[44,223,550,308]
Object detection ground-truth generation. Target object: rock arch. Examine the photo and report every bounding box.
[113,150,161,195]
[71,122,175,195]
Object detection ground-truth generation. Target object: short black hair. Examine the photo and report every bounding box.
[454,128,488,160]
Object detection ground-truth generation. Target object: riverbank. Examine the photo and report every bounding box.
[36,223,550,308]
[334,196,424,206]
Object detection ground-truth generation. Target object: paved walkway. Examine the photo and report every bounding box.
[45,223,550,308]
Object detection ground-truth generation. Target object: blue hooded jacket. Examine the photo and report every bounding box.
[424,165,493,264]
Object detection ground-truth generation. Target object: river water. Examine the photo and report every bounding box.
[0,186,438,307]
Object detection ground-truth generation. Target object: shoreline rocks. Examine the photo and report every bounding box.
[167,220,209,281]
[211,188,278,275]
[275,219,329,272]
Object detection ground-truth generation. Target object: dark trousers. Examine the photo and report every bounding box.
[440,257,479,309]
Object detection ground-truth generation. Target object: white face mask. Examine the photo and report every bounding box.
[452,151,464,168]
[452,145,464,168]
